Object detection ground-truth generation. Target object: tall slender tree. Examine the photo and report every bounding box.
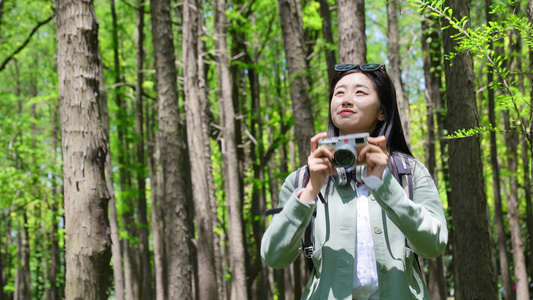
[387,0,410,145]
[483,2,513,298]
[14,214,30,300]
[277,0,315,166]
[146,96,167,300]
[338,0,366,63]
[502,5,529,297]
[442,0,497,298]
[276,2,314,295]
[97,45,124,300]
[183,0,220,298]
[134,2,152,299]
[527,2,533,283]
[46,105,61,300]
[214,1,250,299]
[319,0,336,84]
[55,0,112,298]
[150,0,193,298]
[108,1,139,298]
[421,14,447,300]
[11,61,31,300]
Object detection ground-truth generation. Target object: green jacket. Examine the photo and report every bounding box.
[261,157,448,299]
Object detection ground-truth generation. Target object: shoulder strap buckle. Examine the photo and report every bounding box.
[303,246,314,258]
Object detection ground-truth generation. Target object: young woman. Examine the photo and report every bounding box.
[261,64,448,299]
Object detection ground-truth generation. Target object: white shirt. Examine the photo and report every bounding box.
[296,173,385,299]
[352,175,384,299]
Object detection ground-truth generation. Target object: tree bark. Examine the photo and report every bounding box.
[277,0,315,166]
[483,2,513,298]
[108,1,139,298]
[43,103,60,300]
[387,0,410,145]
[502,109,528,300]
[97,40,125,300]
[150,0,193,298]
[503,11,529,298]
[147,95,167,300]
[134,2,153,299]
[183,0,220,299]
[421,15,447,300]
[55,0,112,297]
[338,0,366,63]
[213,1,249,299]
[318,0,336,84]
[442,0,497,298]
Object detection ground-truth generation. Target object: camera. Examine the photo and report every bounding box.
[318,133,369,185]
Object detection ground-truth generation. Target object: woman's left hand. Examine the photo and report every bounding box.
[357,136,389,179]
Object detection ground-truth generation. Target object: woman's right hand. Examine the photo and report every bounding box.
[299,132,336,203]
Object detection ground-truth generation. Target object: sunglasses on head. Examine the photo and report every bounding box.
[334,64,386,72]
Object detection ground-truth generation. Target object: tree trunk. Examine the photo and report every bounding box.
[486,5,513,300]
[387,0,410,145]
[134,2,153,299]
[147,95,167,300]
[14,214,31,300]
[213,1,248,299]
[503,12,529,297]
[109,1,138,298]
[277,0,315,166]
[97,40,125,300]
[442,0,497,298]
[150,0,193,298]
[338,0,366,63]
[56,0,112,297]
[318,0,336,84]
[11,60,31,300]
[502,109,528,299]
[421,15,447,300]
[484,2,513,298]
[523,131,533,288]
[183,0,220,299]
[50,107,62,300]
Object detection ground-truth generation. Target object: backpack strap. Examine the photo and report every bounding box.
[390,153,420,270]
[294,165,309,190]
[293,166,316,272]
[389,153,413,200]
[265,166,310,216]
[265,165,317,273]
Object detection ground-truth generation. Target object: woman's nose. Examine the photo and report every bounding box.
[342,97,354,107]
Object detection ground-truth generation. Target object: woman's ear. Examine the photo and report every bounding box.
[378,108,386,121]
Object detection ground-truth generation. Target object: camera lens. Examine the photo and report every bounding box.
[335,149,355,167]
[334,145,357,168]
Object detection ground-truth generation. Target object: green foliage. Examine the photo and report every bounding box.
[303,1,322,31]
[408,0,532,141]
[446,124,497,139]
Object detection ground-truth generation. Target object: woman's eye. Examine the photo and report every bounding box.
[335,91,345,96]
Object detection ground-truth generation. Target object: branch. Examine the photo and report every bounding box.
[0,13,55,73]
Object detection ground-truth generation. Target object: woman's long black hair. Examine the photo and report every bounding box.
[327,67,413,157]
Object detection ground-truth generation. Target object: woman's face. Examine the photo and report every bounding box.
[330,72,385,136]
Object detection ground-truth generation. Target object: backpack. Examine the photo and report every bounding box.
[265,153,414,273]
